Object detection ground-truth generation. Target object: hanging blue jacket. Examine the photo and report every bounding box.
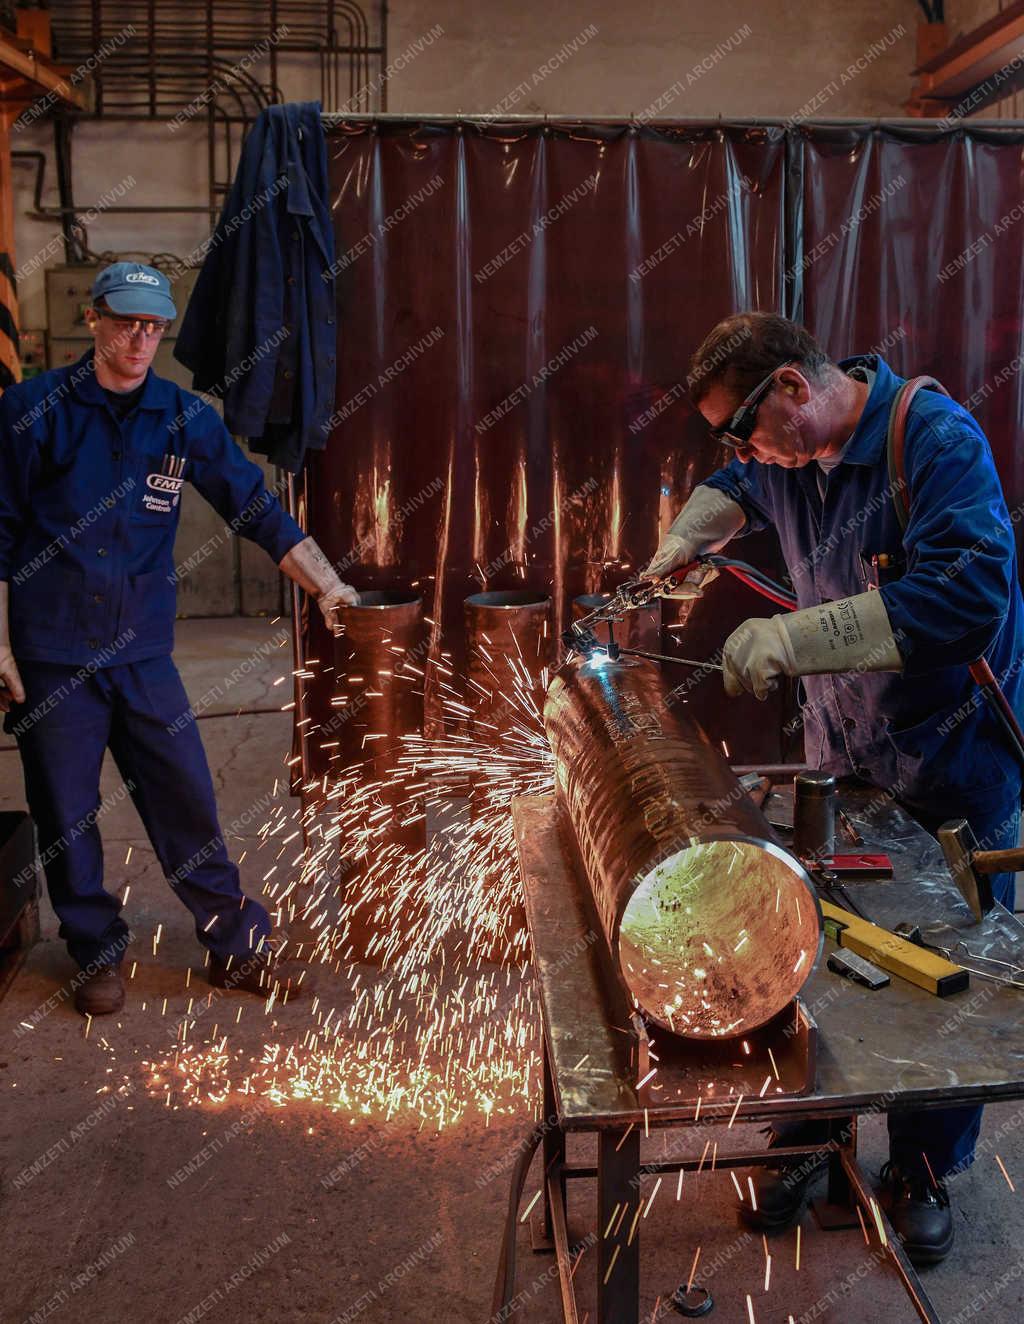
[0,348,305,667]
[701,354,1024,812]
[173,101,337,473]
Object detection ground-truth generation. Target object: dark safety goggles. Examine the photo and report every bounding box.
[708,360,795,449]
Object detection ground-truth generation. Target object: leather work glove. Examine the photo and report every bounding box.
[723,591,903,700]
[657,561,721,601]
[643,486,746,587]
[0,582,25,713]
[278,536,359,637]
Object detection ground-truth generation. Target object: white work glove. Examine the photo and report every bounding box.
[316,582,360,636]
[0,583,25,713]
[723,591,903,700]
[278,536,359,637]
[643,486,746,583]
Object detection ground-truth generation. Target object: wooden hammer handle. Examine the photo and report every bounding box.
[973,846,1024,873]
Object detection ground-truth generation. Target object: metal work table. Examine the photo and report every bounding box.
[509,783,1024,1324]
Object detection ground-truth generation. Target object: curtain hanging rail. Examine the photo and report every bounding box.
[318,112,1024,128]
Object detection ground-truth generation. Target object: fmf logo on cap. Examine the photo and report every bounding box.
[126,272,160,286]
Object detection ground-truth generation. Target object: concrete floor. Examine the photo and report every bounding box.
[0,617,1022,1323]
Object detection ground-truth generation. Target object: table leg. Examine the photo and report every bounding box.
[827,1115,856,1206]
[598,1125,640,1324]
[540,1039,565,1247]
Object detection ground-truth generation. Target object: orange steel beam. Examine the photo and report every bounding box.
[0,32,89,114]
[0,23,89,389]
[0,106,19,387]
[908,1,1024,116]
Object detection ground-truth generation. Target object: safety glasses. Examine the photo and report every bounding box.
[709,360,795,449]
[94,308,171,337]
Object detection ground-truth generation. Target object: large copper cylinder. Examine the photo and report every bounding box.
[544,655,822,1039]
[572,594,662,653]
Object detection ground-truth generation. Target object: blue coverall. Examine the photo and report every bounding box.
[702,354,1024,1181]
[0,349,305,970]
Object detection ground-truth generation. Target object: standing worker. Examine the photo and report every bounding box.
[646,311,1024,1266]
[0,262,356,1017]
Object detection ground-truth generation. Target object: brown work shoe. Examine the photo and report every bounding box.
[207,948,311,1002]
[73,964,126,1017]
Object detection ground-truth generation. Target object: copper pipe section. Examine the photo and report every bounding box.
[333,590,427,777]
[544,655,822,1038]
[463,590,553,735]
[333,590,427,961]
[572,593,663,653]
[463,590,552,961]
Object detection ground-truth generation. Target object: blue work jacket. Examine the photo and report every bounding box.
[0,349,305,668]
[702,355,1024,812]
[174,101,336,474]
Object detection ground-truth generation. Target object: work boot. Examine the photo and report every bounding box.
[73,963,126,1016]
[739,1121,831,1231]
[880,1161,954,1265]
[208,947,311,1002]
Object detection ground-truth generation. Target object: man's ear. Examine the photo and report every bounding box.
[777,366,811,404]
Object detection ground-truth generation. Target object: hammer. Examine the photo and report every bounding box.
[937,819,1024,922]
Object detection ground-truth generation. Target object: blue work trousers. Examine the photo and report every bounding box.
[4,655,271,969]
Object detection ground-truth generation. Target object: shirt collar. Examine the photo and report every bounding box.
[831,354,904,466]
[67,346,176,412]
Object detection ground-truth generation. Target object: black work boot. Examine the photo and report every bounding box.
[880,1161,954,1265]
[739,1121,831,1231]
[73,964,126,1016]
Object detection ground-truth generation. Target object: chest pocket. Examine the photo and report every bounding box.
[131,451,187,523]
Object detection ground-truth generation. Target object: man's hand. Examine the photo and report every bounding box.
[722,616,794,700]
[0,645,25,713]
[643,486,746,580]
[644,532,698,580]
[279,536,359,635]
[723,592,903,700]
[317,582,360,636]
[658,562,720,601]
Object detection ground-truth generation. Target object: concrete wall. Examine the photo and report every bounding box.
[384,0,920,119]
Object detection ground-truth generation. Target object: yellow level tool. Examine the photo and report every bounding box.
[821,900,969,998]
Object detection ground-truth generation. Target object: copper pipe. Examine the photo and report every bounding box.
[333,590,427,962]
[544,655,822,1038]
[463,590,552,961]
[463,590,553,737]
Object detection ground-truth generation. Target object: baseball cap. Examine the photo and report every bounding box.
[91,262,177,320]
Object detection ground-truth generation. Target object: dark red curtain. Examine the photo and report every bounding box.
[297,119,1024,782]
[791,122,1024,541]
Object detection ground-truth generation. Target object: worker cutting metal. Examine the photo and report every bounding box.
[644,312,1024,1266]
[0,262,357,1019]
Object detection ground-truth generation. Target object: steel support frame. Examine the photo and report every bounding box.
[530,1038,941,1324]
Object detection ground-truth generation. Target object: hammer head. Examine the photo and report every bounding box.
[937,818,995,922]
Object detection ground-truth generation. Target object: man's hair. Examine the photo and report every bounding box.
[687,312,832,406]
